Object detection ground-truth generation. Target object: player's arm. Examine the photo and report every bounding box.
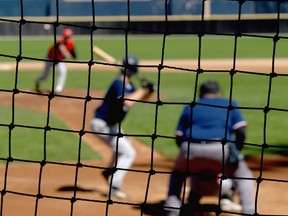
[58,44,72,59]
[175,132,185,147]
[175,106,189,147]
[123,87,153,108]
[123,78,155,107]
[234,126,246,150]
[70,48,77,59]
[231,101,247,150]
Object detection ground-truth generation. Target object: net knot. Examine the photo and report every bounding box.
[79,130,85,136]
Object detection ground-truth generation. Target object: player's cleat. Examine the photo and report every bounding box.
[54,86,63,94]
[163,195,181,216]
[111,187,128,199]
[220,198,242,212]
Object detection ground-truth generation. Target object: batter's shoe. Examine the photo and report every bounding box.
[111,187,128,199]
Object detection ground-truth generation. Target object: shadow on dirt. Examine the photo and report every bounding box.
[57,185,96,192]
[57,185,109,198]
[245,155,288,171]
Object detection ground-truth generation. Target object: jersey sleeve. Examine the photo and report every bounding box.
[231,101,247,130]
[176,105,190,137]
[66,41,77,58]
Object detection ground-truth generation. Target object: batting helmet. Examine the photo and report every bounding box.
[121,55,138,76]
[62,28,73,38]
[199,80,220,97]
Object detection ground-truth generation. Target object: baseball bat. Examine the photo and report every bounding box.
[93,46,117,64]
[92,46,147,85]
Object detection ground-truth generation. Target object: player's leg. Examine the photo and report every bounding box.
[220,178,242,212]
[164,152,186,216]
[90,118,136,198]
[55,62,67,94]
[164,143,236,215]
[35,59,52,92]
[108,134,136,198]
[181,182,202,215]
[186,144,242,212]
[167,152,188,197]
[233,160,255,214]
[164,143,220,215]
[90,118,114,180]
[164,194,182,216]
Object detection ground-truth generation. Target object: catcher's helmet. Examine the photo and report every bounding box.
[121,55,138,76]
[199,80,220,97]
[62,28,73,38]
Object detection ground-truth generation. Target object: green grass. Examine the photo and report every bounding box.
[1,35,288,61]
[123,72,288,157]
[0,66,119,91]
[0,106,101,162]
[3,70,288,158]
[1,35,288,160]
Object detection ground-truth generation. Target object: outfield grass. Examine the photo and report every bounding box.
[1,35,288,62]
[0,35,287,161]
[1,70,288,159]
[0,106,101,162]
[124,72,288,157]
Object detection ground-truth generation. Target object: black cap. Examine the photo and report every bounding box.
[121,55,138,76]
[199,80,220,97]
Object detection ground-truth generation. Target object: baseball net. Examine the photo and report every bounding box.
[0,0,288,216]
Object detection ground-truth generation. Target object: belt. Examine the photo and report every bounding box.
[189,139,221,144]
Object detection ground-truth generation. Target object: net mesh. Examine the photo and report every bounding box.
[0,0,288,216]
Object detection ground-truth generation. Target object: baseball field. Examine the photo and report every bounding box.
[0,35,287,215]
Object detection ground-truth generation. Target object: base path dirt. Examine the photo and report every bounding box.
[0,58,288,74]
[0,59,287,215]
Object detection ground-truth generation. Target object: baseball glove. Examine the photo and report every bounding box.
[141,78,155,93]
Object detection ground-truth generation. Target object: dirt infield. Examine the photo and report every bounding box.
[0,58,288,73]
[0,59,287,215]
[1,90,288,216]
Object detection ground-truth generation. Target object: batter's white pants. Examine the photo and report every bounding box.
[36,58,67,93]
[90,118,136,189]
[167,142,255,214]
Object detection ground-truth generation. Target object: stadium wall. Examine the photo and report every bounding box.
[1,0,288,35]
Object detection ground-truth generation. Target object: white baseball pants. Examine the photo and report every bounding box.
[36,58,67,93]
[90,118,136,188]
[172,142,255,214]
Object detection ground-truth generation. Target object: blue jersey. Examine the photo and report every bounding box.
[95,75,136,125]
[176,97,247,142]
